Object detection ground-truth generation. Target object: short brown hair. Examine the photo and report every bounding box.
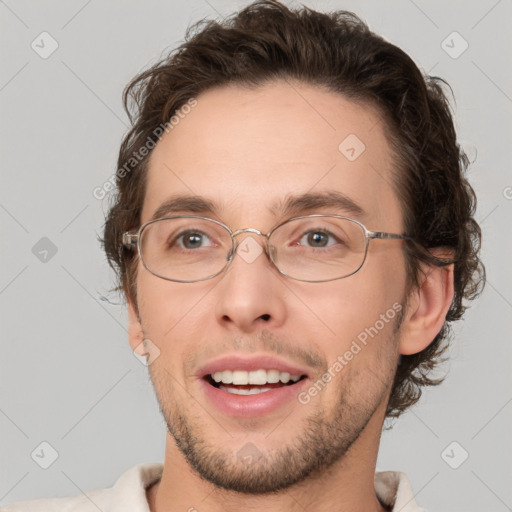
[101,0,484,418]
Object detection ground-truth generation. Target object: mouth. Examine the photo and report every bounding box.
[197,356,311,418]
[204,369,307,395]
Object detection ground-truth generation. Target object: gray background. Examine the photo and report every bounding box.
[1,1,511,510]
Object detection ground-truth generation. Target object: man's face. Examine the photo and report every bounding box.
[131,80,409,493]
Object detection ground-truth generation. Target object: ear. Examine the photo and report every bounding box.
[127,296,145,352]
[399,258,455,356]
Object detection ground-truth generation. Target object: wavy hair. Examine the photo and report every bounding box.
[101,0,485,418]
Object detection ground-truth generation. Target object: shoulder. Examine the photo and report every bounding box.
[1,493,104,512]
[375,470,429,512]
[0,496,98,512]
[1,463,164,512]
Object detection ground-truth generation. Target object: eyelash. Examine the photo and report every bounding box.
[168,228,344,251]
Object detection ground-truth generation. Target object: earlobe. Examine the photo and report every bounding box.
[127,297,144,351]
[399,262,454,356]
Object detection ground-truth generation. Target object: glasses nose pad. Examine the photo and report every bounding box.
[226,241,237,262]
[267,243,277,262]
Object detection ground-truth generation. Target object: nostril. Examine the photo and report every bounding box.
[259,314,271,321]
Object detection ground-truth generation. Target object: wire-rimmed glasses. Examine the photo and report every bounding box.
[122,214,410,283]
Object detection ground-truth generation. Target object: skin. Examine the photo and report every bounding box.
[127,80,454,512]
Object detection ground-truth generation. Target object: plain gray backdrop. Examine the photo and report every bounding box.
[1,1,511,511]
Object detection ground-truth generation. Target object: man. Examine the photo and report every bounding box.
[4,1,483,511]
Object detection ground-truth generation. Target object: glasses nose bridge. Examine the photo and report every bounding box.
[230,227,273,255]
[231,227,268,241]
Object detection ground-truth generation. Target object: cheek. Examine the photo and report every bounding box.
[136,272,179,344]
[136,271,217,351]
[349,244,408,316]
[295,251,407,360]
[301,275,405,336]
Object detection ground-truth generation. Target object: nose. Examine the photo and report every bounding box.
[214,233,287,333]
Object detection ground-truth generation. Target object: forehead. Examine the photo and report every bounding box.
[142,80,402,230]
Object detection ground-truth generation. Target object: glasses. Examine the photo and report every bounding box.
[122,214,410,283]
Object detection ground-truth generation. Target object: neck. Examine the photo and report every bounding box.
[147,409,390,512]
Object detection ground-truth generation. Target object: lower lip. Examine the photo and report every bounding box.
[199,378,308,418]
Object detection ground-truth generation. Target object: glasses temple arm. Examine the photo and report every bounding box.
[368,231,409,240]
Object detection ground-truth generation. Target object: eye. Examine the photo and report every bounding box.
[174,230,215,250]
[298,229,340,248]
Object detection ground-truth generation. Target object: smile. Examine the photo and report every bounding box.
[206,369,306,396]
[199,359,309,417]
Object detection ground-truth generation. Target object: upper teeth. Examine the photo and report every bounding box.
[211,369,302,385]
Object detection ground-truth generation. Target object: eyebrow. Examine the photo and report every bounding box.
[150,191,365,222]
[150,195,219,221]
[271,191,365,219]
